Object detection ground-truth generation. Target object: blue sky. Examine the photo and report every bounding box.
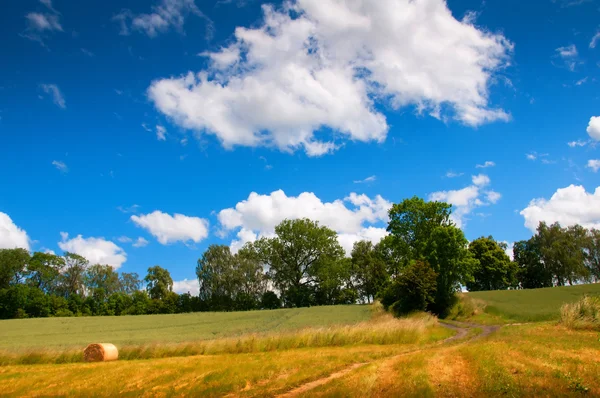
[1,0,599,293]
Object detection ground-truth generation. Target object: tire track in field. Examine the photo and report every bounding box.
[275,321,499,398]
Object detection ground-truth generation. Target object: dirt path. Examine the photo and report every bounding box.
[275,320,499,398]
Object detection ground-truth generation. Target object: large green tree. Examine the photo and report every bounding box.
[513,238,552,289]
[585,229,600,282]
[467,237,518,291]
[84,264,122,296]
[57,253,88,298]
[144,265,173,300]
[0,248,30,289]
[251,218,345,308]
[26,252,65,294]
[387,197,453,261]
[351,240,388,303]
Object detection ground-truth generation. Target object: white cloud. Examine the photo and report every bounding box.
[149,0,512,156]
[476,161,495,168]
[81,48,95,57]
[501,241,514,261]
[575,77,588,86]
[21,1,62,47]
[156,125,167,141]
[117,204,140,214]
[472,174,490,186]
[587,116,600,141]
[520,185,600,232]
[0,213,30,251]
[587,159,600,172]
[131,211,209,245]
[526,153,537,160]
[58,233,127,269]
[113,0,212,38]
[52,160,68,173]
[117,236,132,243]
[173,278,199,295]
[554,45,579,71]
[446,171,464,178]
[568,139,588,147]
[590,31,600,49]
[40,84,66,109]
[133,237,149,248]
[429,175,500,228]
[218,190,392,254]
[353,176,376,184]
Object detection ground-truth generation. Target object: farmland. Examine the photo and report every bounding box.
[0,285,599,396]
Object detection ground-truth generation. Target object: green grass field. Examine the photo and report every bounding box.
[466,283,600,322]
[0,304,372,350]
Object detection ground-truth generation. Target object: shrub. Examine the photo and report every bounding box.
[381,261,437,316]
[446,294,487,320]
[560,295,600,331]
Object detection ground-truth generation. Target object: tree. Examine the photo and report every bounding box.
[261,291,281,309]
[467,237,518,291]
[57,253,88,298]
[536,222,589,285]
[144,266,173,300]
[585,229,600,282]
[26,252,65,294]
[0,248,30,289]
[252,218,345,308]
[84,264,121,296]
[513,238,552,289]
[387,197,453,261]
[119,272,142,295]
[313,257,356,305]
[351,241,388,303]
[381,261,438,316]
[374,235,405,279]
[425,225,477,315]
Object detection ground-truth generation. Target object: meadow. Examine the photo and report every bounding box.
[1,284,599,396]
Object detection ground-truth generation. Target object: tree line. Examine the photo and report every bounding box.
[1,197,599,319]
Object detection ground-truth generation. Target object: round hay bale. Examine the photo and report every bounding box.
[84,343,119,362]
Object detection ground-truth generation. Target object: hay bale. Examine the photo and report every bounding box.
[84,343,119,362]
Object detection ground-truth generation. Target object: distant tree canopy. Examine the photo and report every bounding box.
[1,196,599,320]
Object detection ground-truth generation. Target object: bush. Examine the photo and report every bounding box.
[560,295,600,331]
[446,294,487,320]
[54,308,74,317]
[381,261,438,316]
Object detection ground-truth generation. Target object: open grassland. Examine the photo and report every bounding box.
[0,305,372,350]
[0,307,449,366]
[455,283,600,323]
[0,323,598,397]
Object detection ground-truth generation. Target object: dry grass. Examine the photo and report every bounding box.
[0,312,440,366]
[560,295,600,331]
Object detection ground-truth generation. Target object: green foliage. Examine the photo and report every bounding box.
[26,252,64,294]
[425,225,477,315]
[0,248,30,289]
[387,197,453,261]
[382,261,438,316]
[260,291,281,309]
[351,241,389,303]
[560,295,600,331]
[467,237,518,291]
[144,265,173,300]
[250,218,345,308]
[513,238,552,289]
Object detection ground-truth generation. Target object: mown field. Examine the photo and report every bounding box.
[465,282,600,323]
[0,284,599,397]
[0,304,372,349]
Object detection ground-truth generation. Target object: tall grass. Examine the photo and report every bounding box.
[0,312,438,366]
[560,295,600,331]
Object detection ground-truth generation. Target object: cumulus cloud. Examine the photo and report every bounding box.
[501,241,514,260]
[0,213,30,251]
[520,185,600,232]
[58,233,127,269]
[149,0,512,156]
[173,278,200,295]
[156,125,167,141]
[587,116,600,141]
[40,84,66,109]
[429,174,500,228]
[52,160,68,173]
[218,190,392,254]
[587,159,600,172]
[113,0,213,38]
[131,211,209,245]
[476,161,495,168]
